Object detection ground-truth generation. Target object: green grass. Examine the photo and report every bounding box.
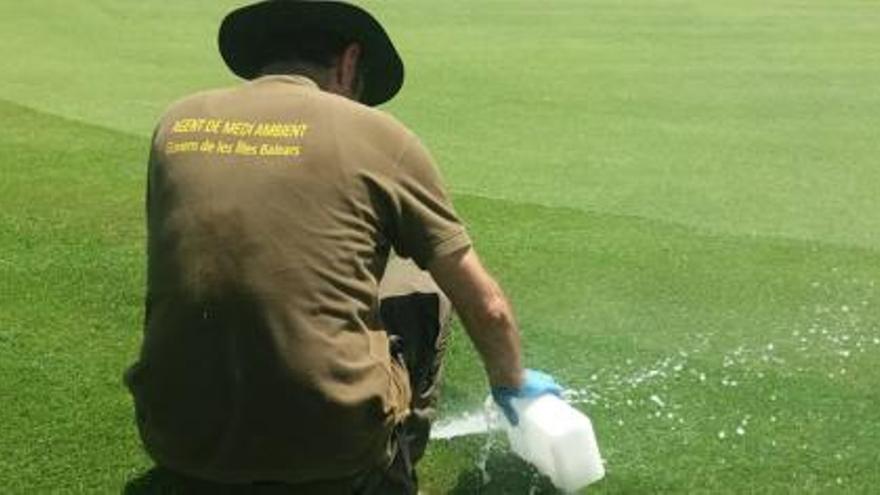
[427,196,880,493]
[1,0,879,493]
[0,101,148,491]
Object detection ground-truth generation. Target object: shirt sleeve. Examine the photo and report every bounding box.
[385,136,472,270]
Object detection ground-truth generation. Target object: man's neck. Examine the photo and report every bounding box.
[260,61,331,89]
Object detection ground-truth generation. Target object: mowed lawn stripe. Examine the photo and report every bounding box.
[2,1,878,248]
[6,0,880,247]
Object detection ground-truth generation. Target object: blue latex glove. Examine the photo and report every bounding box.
[492,369,564,426]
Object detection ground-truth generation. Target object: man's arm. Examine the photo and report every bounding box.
[428,246,524,389]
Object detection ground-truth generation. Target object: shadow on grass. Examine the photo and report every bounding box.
[123,468,175,495]
[448,451,561,495]
[124,458,563,494]
[123,468,318,495]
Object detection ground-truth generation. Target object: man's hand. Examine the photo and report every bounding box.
[491,369,563,426]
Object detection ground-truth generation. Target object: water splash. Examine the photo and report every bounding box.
[476,426,497,486]
[431,412,495,440]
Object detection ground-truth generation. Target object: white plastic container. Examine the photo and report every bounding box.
[502,395,605,492]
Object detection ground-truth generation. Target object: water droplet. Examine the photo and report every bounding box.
[718,431,726,440]
[736,427,746,436]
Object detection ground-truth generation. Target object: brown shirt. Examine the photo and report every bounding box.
[125,75,471,483]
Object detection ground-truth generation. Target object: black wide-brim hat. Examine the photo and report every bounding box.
[219,0,404,106]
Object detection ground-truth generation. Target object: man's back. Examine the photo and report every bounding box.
[127,74,469,484]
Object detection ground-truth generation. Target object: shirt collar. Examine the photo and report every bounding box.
[250,74,320,90]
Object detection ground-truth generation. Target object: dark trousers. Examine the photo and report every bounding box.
[125,256,452,495]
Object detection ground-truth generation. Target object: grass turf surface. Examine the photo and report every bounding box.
[1,1,879,493]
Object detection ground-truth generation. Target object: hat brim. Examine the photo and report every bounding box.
[219,1,404,106]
